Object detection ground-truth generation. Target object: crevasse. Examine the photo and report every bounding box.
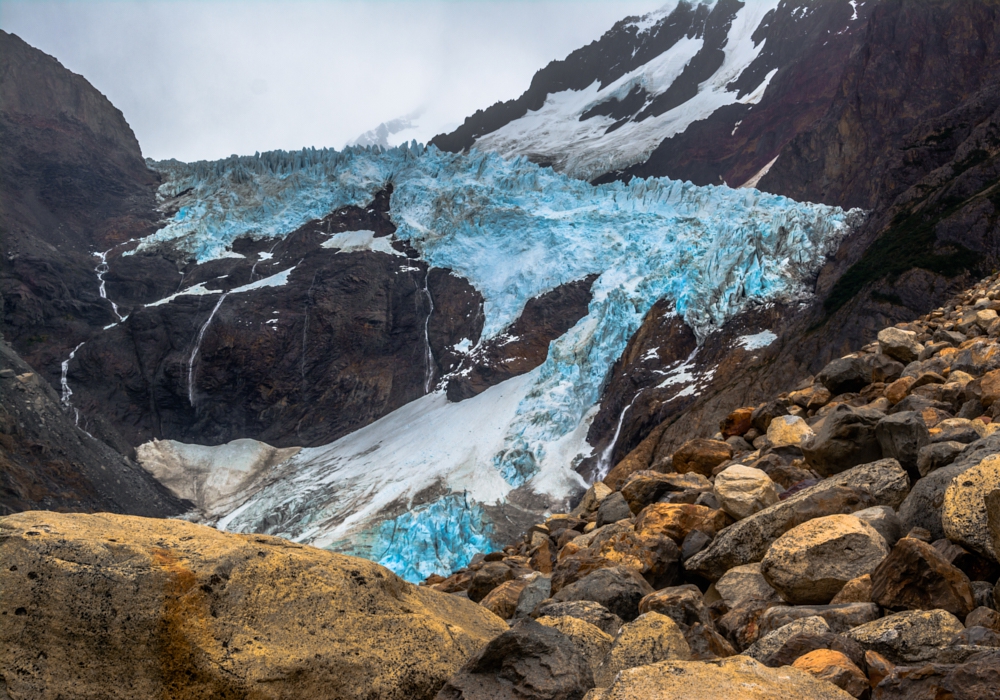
[146,143,859,581]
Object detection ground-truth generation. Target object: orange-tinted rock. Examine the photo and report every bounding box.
[529,538,555,574]
[830,574,873,604]
[865,649,895,688]
[885,376,917,405]
[603,422,670,491]
[672,439,734,476]
[791,649,868,698]
[720,407,754,438]
[634,503,727,544]
[479,579,528,620]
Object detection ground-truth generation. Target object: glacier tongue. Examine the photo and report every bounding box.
[145,143,859,580]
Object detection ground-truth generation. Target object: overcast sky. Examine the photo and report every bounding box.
[1,1,663,162]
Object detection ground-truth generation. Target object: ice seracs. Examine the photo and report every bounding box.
[138,142,858,581]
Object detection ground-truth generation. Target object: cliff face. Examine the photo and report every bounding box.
[0,29,160,373]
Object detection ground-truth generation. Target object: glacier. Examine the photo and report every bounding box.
[141,142,858,581]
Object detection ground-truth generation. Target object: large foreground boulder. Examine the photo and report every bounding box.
[0,512,507,700]
[582,656,853,699]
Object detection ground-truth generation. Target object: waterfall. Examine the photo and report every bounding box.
[94,251,125,322]
[60,342,85,407]
[187,294,228,405]
[595,392,642,481]
[422,269,436,393]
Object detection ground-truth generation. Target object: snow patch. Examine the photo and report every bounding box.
[736,330,778,350]
[321,229,405,257]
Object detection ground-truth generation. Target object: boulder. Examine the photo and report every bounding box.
[760,515,890,604]
[714,563,779,605]
[876,411,930,471]
[756,631,866,670]
[966,606,1000,632]
[766,415,815,448]
[633,503,726,544]
[917,441,966,476]
[871,537,976,617]
[672,438,734,476]
[743,616,832,661]
[435,618,593,700]
[638,585,712,627]
[751,400,790,433]
[552,567,653,622]
[886,376,917,405]
[582,656,854,700]
[535,616,612,677]
[830,574,873,604]
[687,459,909,581]
[900,464,974,541]
[846,609,965,663]
[589,522,682,589]
[879,328,925,364]
[853,505,902,545]
[596,492,632,527]
[481,579,529,620]
[593,612,691,687]
[468,562,516,603]
[951,341,1000,376]
[571,482,613,517]
[756,603,880,637]
[713,465,780,520]
[802,405,884,476]
[871,651,1000,700]
[817,356,874,395]
[988,489,1000,561]
[514,573,552,619]
[930,418,986,444]
[619,471,709,514]
[979,369,1000,408]
[943,454,1000,559]
[0,512,507,700]
[791,649,868,698]
[720,407,754,438]
[531,601,623,637]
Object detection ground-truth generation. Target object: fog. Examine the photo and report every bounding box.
[1,1,663,161]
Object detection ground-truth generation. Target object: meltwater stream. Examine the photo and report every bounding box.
[187,294,228,406]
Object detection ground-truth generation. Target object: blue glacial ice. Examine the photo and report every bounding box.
[147,144,859,580]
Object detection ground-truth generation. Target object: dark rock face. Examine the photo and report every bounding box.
[435,618,594,700]
[0,339,185,517]
[0,30,161,375]
[446,276,597,401]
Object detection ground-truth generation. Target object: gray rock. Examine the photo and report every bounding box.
[686,459,909,581]
[531,600,623,637]
[853,505,902,546]
[434,617,594,700]
[879,327,925,364]
[972,581,995,610]
[757,603,881,637]
[816,356,872,395]
[552,566,653,622]
[876,411,930,471]
[846,609,966,663]
[742,615,830,661]
[596,491,632,527]
[899,465,974,541]
[514,573,551,619]
[917,441,966,477]
[802,405,885,476]
[714,563,779,605]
